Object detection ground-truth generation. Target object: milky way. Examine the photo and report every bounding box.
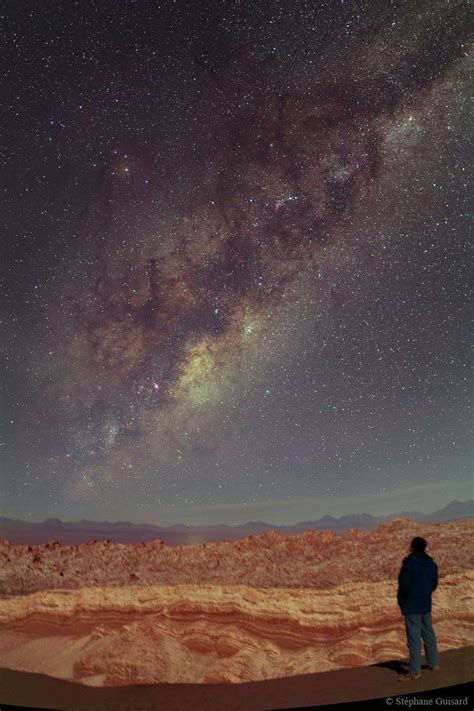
[2,0,471,524]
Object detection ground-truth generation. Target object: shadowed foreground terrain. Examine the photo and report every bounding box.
[0,646,472,711]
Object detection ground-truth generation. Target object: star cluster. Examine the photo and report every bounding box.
[1,0,471,524]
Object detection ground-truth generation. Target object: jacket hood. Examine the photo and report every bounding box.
[408,552,434,567]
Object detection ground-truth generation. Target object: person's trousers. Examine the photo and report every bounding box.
[404,612,439,674]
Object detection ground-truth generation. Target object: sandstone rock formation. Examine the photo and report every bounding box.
[0,574,472,685]
[0,518,472,686]
[0,518,472,597]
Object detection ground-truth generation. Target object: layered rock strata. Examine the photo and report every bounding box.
[0,573,472,685]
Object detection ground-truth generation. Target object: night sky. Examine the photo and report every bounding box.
[2,0,471,526]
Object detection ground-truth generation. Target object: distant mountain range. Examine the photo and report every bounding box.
[0,499,471,545]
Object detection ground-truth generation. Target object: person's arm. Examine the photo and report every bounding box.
[397,559,411,607]
[432,561,438,592]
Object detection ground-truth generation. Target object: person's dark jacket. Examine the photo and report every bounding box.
[397,552,438,615]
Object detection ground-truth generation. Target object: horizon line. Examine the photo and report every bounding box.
[2,497,472,529]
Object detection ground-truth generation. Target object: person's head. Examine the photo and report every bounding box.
[410,536,427,554]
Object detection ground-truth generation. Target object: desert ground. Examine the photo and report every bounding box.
[0,518,472,696]
[1,647,473,711]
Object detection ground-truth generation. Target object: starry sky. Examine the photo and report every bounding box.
[2,0,472,526]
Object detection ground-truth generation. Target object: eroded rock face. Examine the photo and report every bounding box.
[0,575,472,685]
[0,519,471,686]
[0,518,472,597]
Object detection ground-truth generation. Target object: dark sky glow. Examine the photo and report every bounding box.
[2,0,471,525]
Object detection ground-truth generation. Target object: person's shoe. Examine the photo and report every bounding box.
[427,665,439,671]
[398,672,422,681]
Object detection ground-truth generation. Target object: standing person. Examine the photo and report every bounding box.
[397,536,439,681]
